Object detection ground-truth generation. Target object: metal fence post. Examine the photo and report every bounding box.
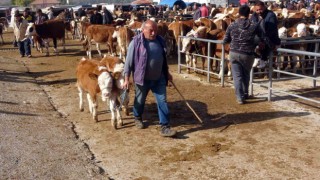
[221,44,225,87]
[249,68,254,96]
[207,42,211,82]
[313,42,319,88]
[178,36,181,74]
[268,52,274,101]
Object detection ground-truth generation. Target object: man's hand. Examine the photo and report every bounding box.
[122,76,130,90]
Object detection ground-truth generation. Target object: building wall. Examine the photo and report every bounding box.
[0,0,11,5]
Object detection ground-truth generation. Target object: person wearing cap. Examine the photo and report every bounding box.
[13,14,32,58]
[223,5,264,104]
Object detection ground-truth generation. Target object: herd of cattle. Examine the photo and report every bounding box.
[0,5,320,127]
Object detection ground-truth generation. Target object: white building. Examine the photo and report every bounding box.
[0,0,11,5]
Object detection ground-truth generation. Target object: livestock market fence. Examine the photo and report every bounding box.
[178,35,320,105]
[177,35,227,86]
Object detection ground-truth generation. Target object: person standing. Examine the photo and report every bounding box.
[193,4,201,20]
[102,7,113,25]
[90,9,102,24]
[223,5,264,104]
[35,9,48,25]
[250,1,281,68]
[77,7,86,19]
[13,14,31,58]
[48,7,55,20]
[123,20,177,137]
[200,3,209,17]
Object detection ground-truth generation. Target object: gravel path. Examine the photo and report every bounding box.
[0,56,108,179]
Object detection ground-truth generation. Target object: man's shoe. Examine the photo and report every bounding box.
[27,55,32,58]
[160,126,177,137]
[134,117,144,129]
[237,99,245,105]
[257,60,266,69]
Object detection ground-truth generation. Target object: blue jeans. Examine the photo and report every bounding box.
[133,75,170,126]
[17,39,31,56]
[229,52,254,101]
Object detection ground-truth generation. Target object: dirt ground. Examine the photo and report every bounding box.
[1,29,320,179]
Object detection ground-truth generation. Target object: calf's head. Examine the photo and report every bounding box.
[96,69,113,101]
[25,23,36,37]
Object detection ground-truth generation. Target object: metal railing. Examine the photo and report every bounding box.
[177,35,226,86]
[267,47,320,104]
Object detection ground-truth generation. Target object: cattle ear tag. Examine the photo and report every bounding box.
[88,73,98,80]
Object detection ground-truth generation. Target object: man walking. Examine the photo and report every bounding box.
[13,14,31,58]
[223,5,264,104]
[123,20,177,137]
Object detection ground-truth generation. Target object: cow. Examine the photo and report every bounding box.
[112,26,135,61]
[99,56,129,117]
[25,20,66,56]
[76,58,114,123]
[0,17,9,31]
[168,21,193,54]
[181,27,231,78]
[76,57,126,129]
[82,25,116,59]
[278,23,309,74]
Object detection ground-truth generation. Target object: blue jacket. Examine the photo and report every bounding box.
[124,33,169,86]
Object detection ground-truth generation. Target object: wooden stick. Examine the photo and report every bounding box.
[170,81,203,124]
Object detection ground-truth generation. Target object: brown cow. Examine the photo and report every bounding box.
[0,17,9,31]
[25,20,66,56]
[112,26,134,61]
[82,25,116,59]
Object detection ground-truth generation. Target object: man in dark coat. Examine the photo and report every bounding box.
[250,1,281,68]
[90,9,102,25]
[102,7,113,25]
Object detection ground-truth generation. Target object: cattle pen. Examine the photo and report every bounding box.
[178,35,320,106]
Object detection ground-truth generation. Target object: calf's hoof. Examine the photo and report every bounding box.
[111,119,117,129]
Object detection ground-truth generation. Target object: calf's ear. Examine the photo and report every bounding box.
[88,73,98,80]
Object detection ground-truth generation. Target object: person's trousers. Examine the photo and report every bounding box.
[133,75,170,126]
[17,39,31,56]
[229,51,254,101]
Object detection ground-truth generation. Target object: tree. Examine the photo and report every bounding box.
[12,0,34,6]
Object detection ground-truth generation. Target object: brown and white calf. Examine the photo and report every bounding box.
[25,20,66,56]
[112,26,134,61]
[181,27,231,78]
[76,57,125,129]
[82,25,116,59]
[99,56,129,117]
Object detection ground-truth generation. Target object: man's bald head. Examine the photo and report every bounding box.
[142,20,158,40]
